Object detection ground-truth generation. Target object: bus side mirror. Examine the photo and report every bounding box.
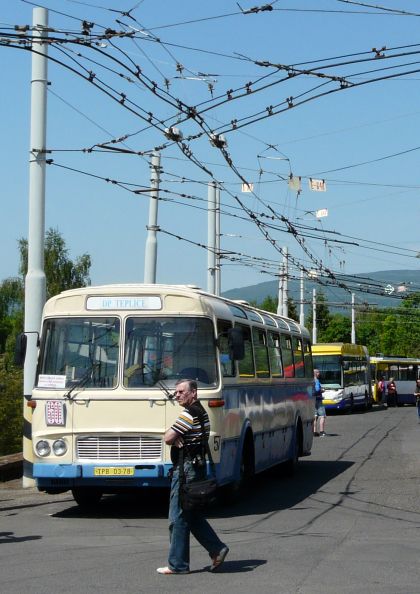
[228,327,245,361]
[14,333,27,367]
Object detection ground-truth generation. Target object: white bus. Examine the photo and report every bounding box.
[370,355,420,406]
[312,343,372,411]
[22,284,314,506]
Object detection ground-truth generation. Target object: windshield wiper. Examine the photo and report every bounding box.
[63,362,100,401]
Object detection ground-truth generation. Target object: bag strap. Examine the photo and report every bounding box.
[177,407,215,485]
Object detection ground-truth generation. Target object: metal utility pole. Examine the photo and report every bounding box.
[312,288,317,344]
[23,7,48,487]
[207,181,216,294]
[144,151,161,284]
[351,292,356,344]
[282,247,289,317]
[299,268,305,326]
[215,185,221,296]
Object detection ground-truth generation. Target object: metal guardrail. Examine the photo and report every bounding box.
[0,452,23,481]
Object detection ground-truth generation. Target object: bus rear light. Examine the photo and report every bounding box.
[208,399,225,408]
[27,400,37,409]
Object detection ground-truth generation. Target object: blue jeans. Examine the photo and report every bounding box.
[168,461,225,572]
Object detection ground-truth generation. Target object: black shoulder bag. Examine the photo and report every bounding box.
[178,413,218,512]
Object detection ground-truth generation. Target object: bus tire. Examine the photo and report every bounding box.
[71,488,103,508]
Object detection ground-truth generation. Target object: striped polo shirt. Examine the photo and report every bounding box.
[171,400,210,463]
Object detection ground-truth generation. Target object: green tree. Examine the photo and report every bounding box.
[19,227,91,300]
[319,313,351,343]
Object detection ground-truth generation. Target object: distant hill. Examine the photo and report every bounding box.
[222,270,420,314]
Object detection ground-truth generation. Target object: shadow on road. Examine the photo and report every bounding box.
[53,458,353,520]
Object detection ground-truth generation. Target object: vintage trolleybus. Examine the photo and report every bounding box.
[312,343,371,411]
[24,284,314,506]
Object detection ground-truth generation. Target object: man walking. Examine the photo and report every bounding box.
[313,369,326,437]
[157,378,229,575]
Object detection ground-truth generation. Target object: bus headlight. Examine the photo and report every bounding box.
[36,440,51,457]
[52,439,67,456]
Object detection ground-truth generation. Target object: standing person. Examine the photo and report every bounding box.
[414,379,420,421]
[378,376,387,407]
[157,378,229,575]
[313,369,326,437]
[387,377,397,407]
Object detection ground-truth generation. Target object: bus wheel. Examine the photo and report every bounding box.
[349,395,354,413]
[71,488,103,508]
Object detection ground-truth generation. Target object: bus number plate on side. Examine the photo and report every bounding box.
[93,467,134,476]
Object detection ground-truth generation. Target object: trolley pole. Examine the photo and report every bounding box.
[283,247,289,318]
[299,268,305,326]
[144,151,161,284]
[23,7,48,487]
[215,185,221,296]
[312,288,317,344]
[207,181,216,294]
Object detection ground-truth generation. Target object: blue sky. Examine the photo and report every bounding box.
[2,0,420,299]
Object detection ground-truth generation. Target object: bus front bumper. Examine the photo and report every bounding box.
[33,462,172,489]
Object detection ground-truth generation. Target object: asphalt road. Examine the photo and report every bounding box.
[1,405,420,594]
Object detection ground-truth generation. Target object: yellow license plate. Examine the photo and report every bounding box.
[93,467,134,476]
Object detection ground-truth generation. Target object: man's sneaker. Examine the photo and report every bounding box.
[319,431,326,437]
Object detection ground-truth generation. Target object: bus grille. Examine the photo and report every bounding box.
[76,436,162,460]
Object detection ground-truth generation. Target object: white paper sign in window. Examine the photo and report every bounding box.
[45,400,66,426]
[38,374,67,389]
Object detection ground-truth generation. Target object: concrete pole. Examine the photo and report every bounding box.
[215,185,221,296]
[207,181,216,294]
[144,151,161,284]
[299,268,305,326]
[312,288,317,344]
[277,263,284,316]
[283,247,288,317]
[23,7,48,487]
[351,292,356,344]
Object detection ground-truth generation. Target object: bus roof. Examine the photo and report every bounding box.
[42,283,311,338]
[312,342,368,357]
[370,355,420,365]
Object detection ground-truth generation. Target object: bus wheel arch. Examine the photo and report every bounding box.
[283,416,303,477]
[220,425,255,502]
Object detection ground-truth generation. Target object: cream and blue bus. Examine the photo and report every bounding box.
[312,343,371,411]
[22,284,314,506]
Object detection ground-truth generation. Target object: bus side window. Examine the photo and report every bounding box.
[217,320,235,377]
[303,339,313,378]
[237,324,255,378]
[292,336,305,378]
[281,334,295,378]
[252,327,270,378]
[268,331,283,378]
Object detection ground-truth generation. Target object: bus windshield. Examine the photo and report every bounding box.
[38,317,120,389]
[314,355,342,387]
[124,316,217,388]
